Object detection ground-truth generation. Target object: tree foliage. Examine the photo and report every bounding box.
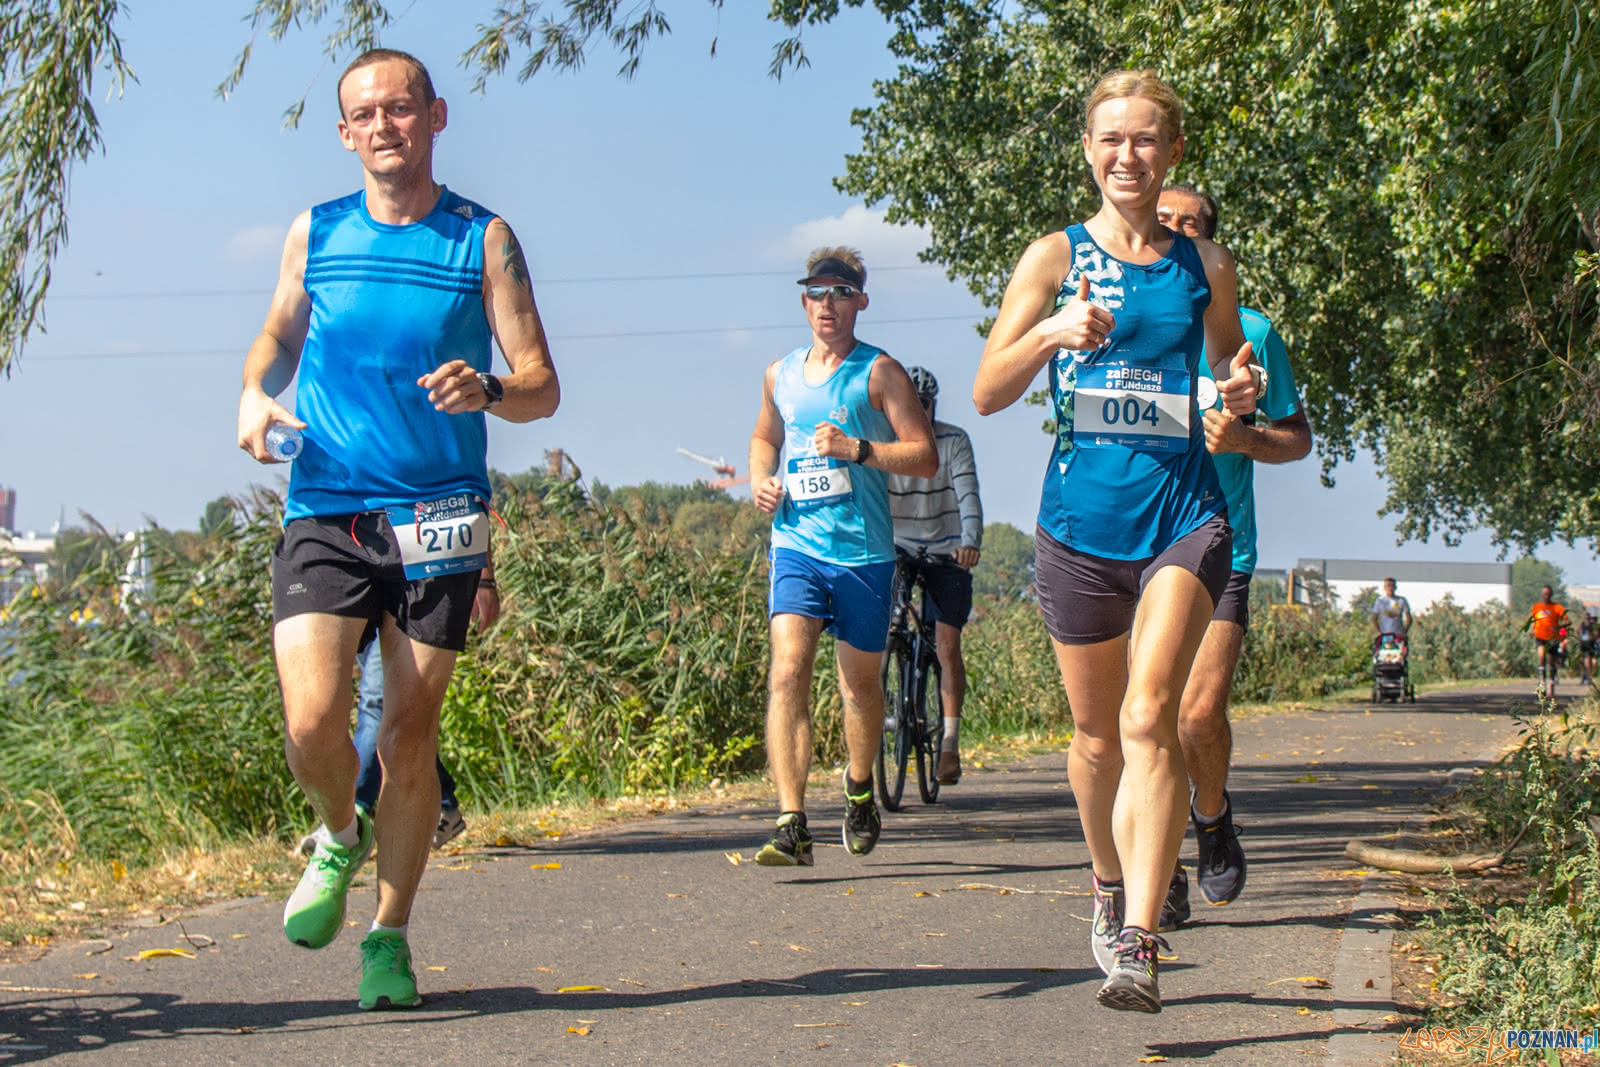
[0,0,132,377]
[837,0,1600,552]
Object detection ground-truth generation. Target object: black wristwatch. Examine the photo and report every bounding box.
[854,437,872,463]
[476,372,504,409]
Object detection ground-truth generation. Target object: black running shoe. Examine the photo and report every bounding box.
[1158,867,1191,933]
[1194,792,1246,905]
[755,812,814,866]
[842,776,881,857]
[1097,926,1170,1014]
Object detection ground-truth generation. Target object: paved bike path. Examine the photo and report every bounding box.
[1,683,1547,1065]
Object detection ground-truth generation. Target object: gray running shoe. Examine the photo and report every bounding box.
[1194,792,1247,905]
[1097,927,1170,1014]
[1158,867,1191,933]
[1090,874,1124,975]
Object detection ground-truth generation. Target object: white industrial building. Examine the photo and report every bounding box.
[1294,558,1513,614]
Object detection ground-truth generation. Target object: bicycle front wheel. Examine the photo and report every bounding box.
[914,655,945,804]
[876,641,912,811]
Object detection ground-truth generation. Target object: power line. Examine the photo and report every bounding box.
[44,264,950,302]
[22,313,986,362]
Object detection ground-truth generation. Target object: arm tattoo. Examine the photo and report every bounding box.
[499,225,531,293]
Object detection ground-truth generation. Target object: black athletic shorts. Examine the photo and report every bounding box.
[271,513,481,652]
[902,553,974,629]
[1034,515,1232,645]
[1211,570,1252,629]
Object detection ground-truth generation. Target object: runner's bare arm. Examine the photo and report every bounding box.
[237,211,312,462]
[975,232,1110,415]
[1195,238,1259,416]
[1204,409,1312,461]
[422,218,560,421]
[816,354,935,477]
[749,362,787,514]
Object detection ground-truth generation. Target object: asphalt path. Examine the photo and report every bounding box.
[1,682,1552,1065]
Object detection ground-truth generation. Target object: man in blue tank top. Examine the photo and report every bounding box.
[747,247,937,866]
[1154,186,1313,927]
[234,48,559,1011]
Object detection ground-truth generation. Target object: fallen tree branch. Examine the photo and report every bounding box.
[1345,818,1534,875]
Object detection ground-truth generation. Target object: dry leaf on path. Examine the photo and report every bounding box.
[1137,1056,1169,1063]
[427,966,447,972]
[725,851,744,866]
[556,985,610,993]
[127,948,195,961]
[530,862,562,870]
[73,973,98,980]
[567,1026,592,1036]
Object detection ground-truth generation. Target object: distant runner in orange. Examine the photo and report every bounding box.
[1525,584,1567,700]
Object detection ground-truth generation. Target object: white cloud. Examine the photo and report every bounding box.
[223,224,288,264]
[768,204,929,267]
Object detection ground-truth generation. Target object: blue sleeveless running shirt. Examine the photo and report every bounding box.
[1037,224,1225,559]
[285,187,496,522]
[769,343,896,567]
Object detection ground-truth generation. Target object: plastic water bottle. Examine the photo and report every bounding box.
[265,423,303,462]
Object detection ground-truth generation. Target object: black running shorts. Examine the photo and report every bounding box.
[1211,570,1252,630]
[271,513,481,652]
[903,553,974,630]
[1034,515,1232,645]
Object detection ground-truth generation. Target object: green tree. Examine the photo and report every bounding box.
[970,521,1033,600]
[199,496,238,538]
[1511,555,1569,617]
[836,0,1599,554]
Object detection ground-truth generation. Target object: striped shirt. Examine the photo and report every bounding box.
[887,420,982,553]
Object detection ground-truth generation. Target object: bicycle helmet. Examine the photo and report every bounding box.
[907,366,939,401]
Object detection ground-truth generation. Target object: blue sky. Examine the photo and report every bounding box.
[0,3,1593,581]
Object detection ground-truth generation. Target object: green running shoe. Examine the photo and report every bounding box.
[755,812,814,866]
[283,810,373,949]
[841,775,881,857]
[359,930,422,1010]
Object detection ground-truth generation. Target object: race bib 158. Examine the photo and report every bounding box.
[785,455,854,510]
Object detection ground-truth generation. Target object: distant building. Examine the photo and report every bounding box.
[1567,584,1600,615]
[1295,558,1513,614]
[1,532,53,603]
[0,486,14,535]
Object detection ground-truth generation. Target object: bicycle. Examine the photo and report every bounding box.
[876,547,945,810]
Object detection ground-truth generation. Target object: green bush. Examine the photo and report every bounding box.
[1424,708,1600,1030]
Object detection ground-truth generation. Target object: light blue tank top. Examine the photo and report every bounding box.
[285,188,495,522]
[1195,306,1301,574]
[769,343,896,566]
[1037,224,1225,559]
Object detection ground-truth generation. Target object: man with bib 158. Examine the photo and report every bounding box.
[235,49,559,1010]
[748,247,937,867]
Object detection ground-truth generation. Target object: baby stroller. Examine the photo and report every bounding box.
[1371,633,1415,703]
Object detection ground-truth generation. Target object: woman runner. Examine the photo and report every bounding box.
[973,69,1261,1013]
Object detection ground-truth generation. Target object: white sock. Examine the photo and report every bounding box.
[328,815,361,848]
[942,718,959,752]
[370,920,407,939]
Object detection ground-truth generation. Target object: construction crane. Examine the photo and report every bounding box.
[677,447,749,490]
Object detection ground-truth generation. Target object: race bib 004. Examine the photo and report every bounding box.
[385,494,490,580]
[785,455,854,510]
[1072,363,1191,452]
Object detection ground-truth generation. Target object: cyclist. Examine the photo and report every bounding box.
[974,69,1261,1012]
[1525,585,1566,699]
[886,366,984,785]
[1579,611,1597,687]
[1154,185,1313,928]
[748,247,936,866]
[236,48,559,1010]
